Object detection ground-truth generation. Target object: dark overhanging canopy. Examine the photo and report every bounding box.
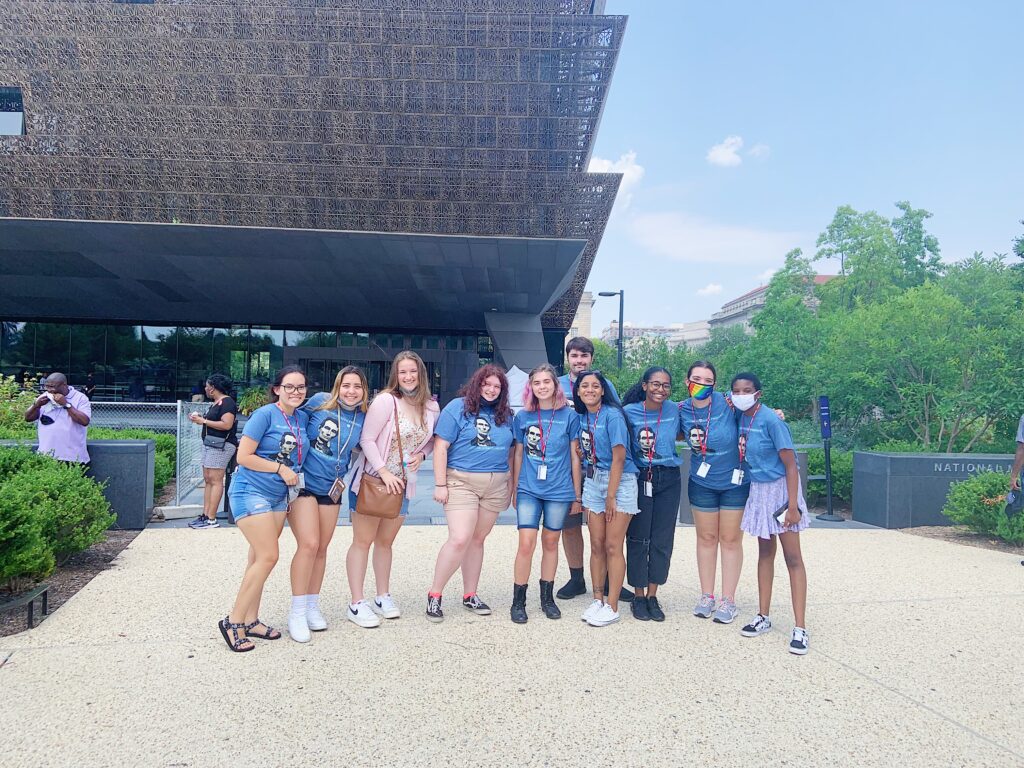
[0,218,588,332]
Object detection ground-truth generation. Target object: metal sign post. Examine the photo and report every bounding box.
[816,395,844,522]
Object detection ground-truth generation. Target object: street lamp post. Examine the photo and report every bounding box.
[598,290,624,369]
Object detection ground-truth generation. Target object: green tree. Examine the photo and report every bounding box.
[1013,221,1023,260]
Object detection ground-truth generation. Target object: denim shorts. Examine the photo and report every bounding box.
[687,477,750,512]
[582,469,640,515]
[516,492,573,531]
[347,489,410,517]
[228,478,288,521]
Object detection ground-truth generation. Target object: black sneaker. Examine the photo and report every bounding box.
[789,627,809,655]
[556,577,587,600]
[740,614,772,637]
[462,594,492,615]
[188,514,218,529]
[604,577,634,603]
[426,594,444,623]
[647,595,665,622]
[630,596,651,621]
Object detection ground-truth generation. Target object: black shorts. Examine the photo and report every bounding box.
[296,489,340,507]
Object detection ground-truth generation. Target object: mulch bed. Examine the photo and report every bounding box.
[0,530,141,637]
[899,525,1024,556]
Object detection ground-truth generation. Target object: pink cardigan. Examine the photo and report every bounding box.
[353,392,439,499]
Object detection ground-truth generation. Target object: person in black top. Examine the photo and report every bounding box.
[188,373,238,529]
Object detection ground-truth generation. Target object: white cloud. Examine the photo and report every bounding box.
[628,211,805,266]
[706,135,744,167]
[696,283,723,296]
[588,150,645,211]
[748,143,771,159]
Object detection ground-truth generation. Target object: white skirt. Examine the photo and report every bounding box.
[741,475,810,539]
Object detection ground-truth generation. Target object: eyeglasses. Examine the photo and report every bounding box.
[279,384,308,394]
[646,382,672,391]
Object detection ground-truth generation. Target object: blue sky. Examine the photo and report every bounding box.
[586,0,1024,331]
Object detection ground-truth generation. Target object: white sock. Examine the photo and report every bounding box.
[305,594,320,611]
[376,593,389,602]
[290,595,307,617]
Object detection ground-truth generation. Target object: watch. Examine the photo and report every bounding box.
[62,403,71,410]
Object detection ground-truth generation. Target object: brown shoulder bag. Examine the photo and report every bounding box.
[355,396,407,519]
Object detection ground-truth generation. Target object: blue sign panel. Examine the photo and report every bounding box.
[819,395,832,439]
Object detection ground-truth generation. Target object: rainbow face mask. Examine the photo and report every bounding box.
[687,380,713,399]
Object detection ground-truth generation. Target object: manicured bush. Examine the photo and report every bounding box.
[872,439,928,453]
[942,472,1013,538]
[12,461,114,563]
[153,450,174,494]
[88,427,176,495]
[0,488,55,592]
[237,387,268,416]
[0,443,50,480]
[807,449,853,504]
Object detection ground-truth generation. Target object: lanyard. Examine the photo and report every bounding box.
[738,403,761,463]
[642,402,663,473]
[688,398,714,459]
[535,407,557,461]
[334,408,356,476]
[586,405,601,466]
[276,403,303,465]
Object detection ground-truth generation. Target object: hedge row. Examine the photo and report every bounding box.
[0,447,115,593]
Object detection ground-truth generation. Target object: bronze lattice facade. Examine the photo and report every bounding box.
[0,0,624,329]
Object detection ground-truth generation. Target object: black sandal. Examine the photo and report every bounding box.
[218,616,254,652]
[245,619,282,640]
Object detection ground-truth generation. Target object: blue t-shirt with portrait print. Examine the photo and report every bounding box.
[679,392,747,490]
[558,374,618,405]
[435,398,514,473]
[577,406,638,475]
[738,405,795,483]
[234,402,310,497]
[624,400,682,470]
[299,392,364,496]
[513,406,580,502]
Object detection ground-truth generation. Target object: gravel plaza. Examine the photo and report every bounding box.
[2,522,1022,768]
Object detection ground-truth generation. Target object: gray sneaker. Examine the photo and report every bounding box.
[692,593,715,618]
[712,598,739,624]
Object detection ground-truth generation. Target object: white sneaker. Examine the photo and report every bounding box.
[288,613,311,643]
[581,599,603,622]
[586,602,621,627]
[372,593,401,619]
[347,599,382,628]
[306,601,328,631]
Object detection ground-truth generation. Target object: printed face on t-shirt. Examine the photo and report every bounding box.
[276,433,298,466]
[688,425,704,451]
[314,418,339,455]
[638,426,656,454]
[579,429,593,457]
[738,433,747,456]
[471,415,496,447]
[525,424,542,456]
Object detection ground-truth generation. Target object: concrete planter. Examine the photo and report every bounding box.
[852,451,1015,528]
[677,448,808,524]
[0,439,155,530]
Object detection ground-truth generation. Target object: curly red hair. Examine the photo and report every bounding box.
[458,364,512,426]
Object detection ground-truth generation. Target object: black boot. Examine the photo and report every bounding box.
[510,583,528,624]
[539,580,561,620]
[556,567,587,600]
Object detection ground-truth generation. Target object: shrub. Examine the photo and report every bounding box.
[10,461,115,563]
[872,439,928,453]
[994,505,1024,545]
[153,450,174,494]
[0,374,42,437]
[0,443,50,481]
[807,449,853,504]
[237,387,268,416]
[0,488,54,592]
[942,472,1013,538]
[88,427,176,495]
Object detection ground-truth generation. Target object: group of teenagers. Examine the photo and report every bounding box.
[208,337,811,657]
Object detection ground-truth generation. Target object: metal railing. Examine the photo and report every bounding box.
[175,401,209,506]
[89,401,178,434]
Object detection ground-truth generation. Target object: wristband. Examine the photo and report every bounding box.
[275,463,282,475]
[435,483,446,487]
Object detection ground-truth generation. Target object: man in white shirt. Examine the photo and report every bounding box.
[24,372,92,465]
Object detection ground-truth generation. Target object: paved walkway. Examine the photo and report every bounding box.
[2,526,1022,767]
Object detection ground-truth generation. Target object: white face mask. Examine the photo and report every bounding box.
[731,393,758,411]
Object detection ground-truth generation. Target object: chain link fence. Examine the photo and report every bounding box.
[90,401,210,506]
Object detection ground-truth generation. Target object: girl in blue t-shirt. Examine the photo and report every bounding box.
[509,363,582,624]
[678,360,750,625]
[427,364,515,622]
[574,370,639,628]
[732,372,811,656]
[220,366,308,653]
[621,366,682,623]
[284,366,367,642]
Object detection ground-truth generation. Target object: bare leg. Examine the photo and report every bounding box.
[514,528,538,584]
[693,510,720,596]
[756,536,777,617]
[718,509,745,602]
[346,511,382,603]
[539,528,561,582]
[430,506,479,594]
[779,532,807,627]
[603,513,632,612]
[371,516,406,596]
[205,468,226,520]
[288,496,321,597]
[563,525,584,569]
[230,511,286,627]
[586,510,607,602]
[307,504,341,595]
[461,509,499,595]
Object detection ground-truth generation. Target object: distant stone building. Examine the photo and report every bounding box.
[710,276,835,333]
[600,320,710,349]
[565,291,595,344]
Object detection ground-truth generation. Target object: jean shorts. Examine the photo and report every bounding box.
[687,477,750,512]
[347,489,410,517]
[582,469,640,515]
[228,478,288,521]
[516,492,573,531]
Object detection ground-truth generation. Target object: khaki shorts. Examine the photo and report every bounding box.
[445,469,511,515]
